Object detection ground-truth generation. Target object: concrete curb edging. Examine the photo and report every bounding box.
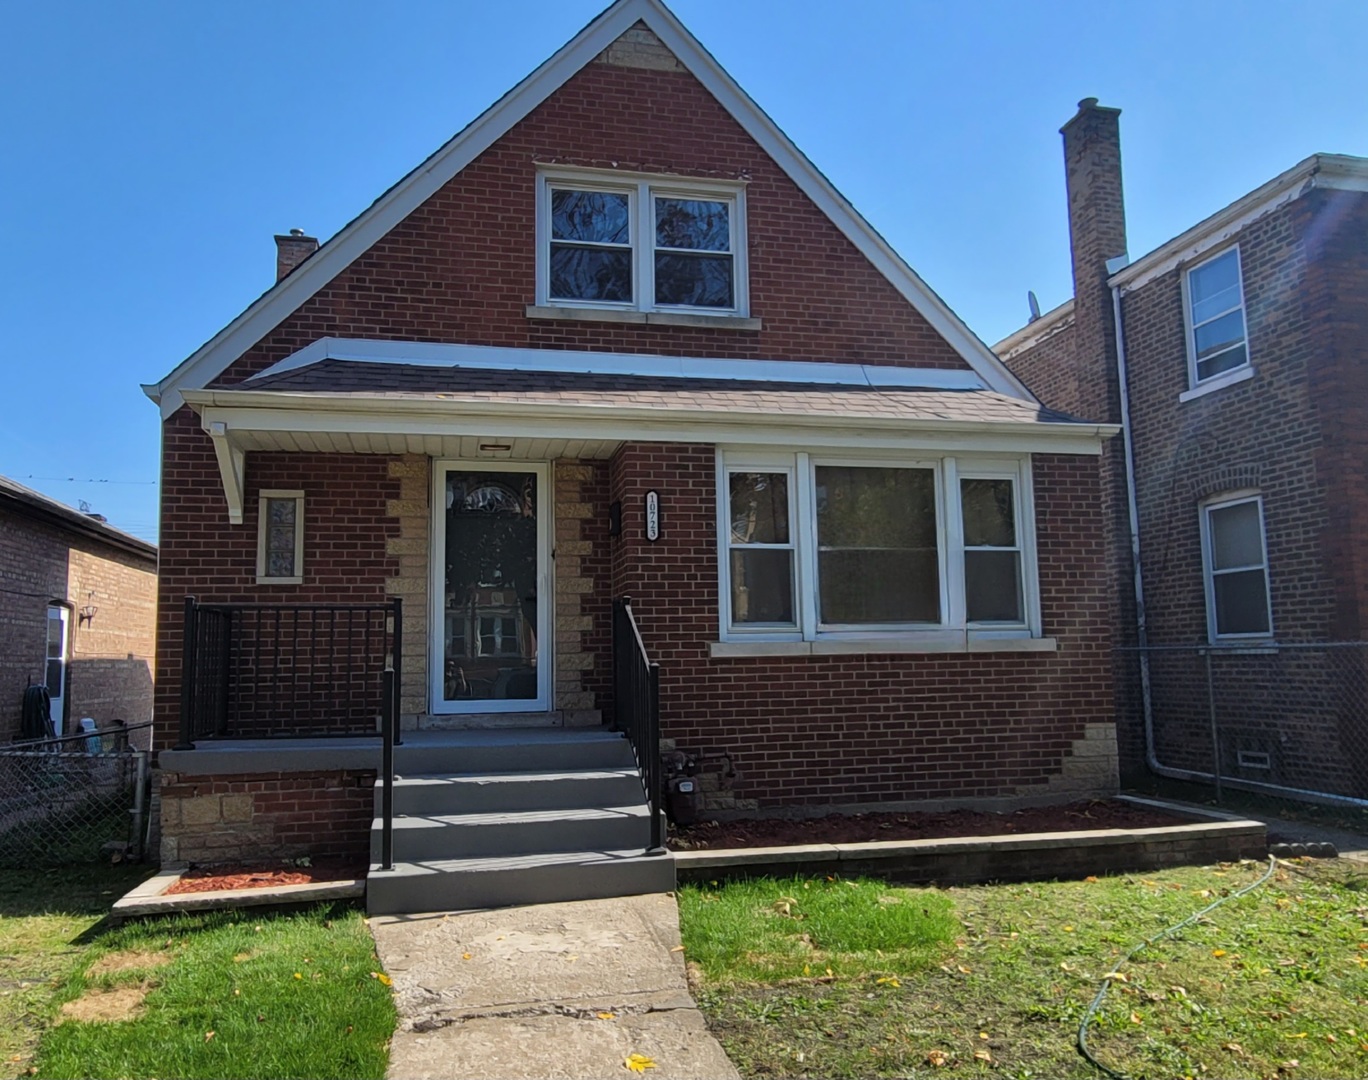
[673,799,1267,884]
[111,869,365,919]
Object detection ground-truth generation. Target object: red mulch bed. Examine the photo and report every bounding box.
[165,859,367,895]
[668,799,1193,851]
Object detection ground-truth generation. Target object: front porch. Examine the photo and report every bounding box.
[165,596,669,914]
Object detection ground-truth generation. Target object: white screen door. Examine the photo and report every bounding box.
[45,604,70,732]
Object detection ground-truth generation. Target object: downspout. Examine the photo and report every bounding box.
[1112,279,1368,809]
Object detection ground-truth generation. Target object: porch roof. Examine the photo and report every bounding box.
[183,362,1117,523]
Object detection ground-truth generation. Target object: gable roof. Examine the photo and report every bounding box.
[143,0,1032,418]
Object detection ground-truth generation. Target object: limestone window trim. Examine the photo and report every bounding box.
[256,490,305,585]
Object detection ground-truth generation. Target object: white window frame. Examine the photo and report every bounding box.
[256,490,305,585]
[716,450,1042,645]
[1182,245,1250,391]
[536,167,748,317]
[1200,491,1273,642]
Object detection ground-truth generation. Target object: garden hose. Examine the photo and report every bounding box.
[1077,856,1280,1080]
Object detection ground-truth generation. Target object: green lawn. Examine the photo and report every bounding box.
[0,866,396,1080]
[681,859,1368,1079]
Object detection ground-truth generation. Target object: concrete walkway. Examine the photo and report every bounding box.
[370,894,740,1080]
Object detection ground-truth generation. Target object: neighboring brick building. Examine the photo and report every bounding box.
[997,99,1368,800]
[144,0,1121,901]
[0,475,157,743]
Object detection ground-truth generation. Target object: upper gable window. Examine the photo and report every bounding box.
[1185,247,1249,387]
[538,170,747,316]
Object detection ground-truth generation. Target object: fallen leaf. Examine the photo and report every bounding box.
[204,1031,215,1042]
[624,1053,657,1072]
[1130,1012,1143,1024]
[257,1014,266,1023]
[293,973,302,980]
[232,988,240,996]
[875,976,901,988]
[1085,875,1099,883]
[1222,1042,1244,1055]
[597,1012,616,1021]
[1285,1033,1308,1039]
[974,1049,993,1062]
[926,1049,949,1067]
[957,965,972,975]
[825,966,834,978]
[1103,972,1129,983]
[369,971,393,986]
[1063,925,1075,933]
[1281,1061,1300,1070]
[670,945,685,953]
[1212,949,1228,958]
[462,953,472,961]
[803,964,811,976]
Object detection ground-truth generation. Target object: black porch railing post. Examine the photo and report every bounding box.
[380,666,395,871]
[391,596,403,747]
[646,659,663,853]
[175,596,198,750]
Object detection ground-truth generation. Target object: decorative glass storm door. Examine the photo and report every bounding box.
[432,463,549,713]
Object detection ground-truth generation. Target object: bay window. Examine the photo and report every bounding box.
[719,452,1038,645]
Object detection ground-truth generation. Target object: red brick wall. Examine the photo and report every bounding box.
[153,408,402,747]
[1,509,156,740]
[159,769,374,866]
[607,443,1114,808]
[205,56,970,393]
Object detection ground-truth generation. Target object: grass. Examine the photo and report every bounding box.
[681,859,1368,1079]
[0,866,396,1080]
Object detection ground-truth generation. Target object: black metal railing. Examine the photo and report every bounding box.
[612,596,664,853]
[178,597,403,747]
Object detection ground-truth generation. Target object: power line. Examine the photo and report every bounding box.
[25,475,158,486]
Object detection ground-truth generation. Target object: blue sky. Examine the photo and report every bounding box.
[3,0,1365,544]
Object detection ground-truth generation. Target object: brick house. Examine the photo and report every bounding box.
[0,474,157,743]
[144,0,1120,912]
[997,99,1368,803]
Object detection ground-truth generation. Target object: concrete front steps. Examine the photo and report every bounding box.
[366,728,674,915]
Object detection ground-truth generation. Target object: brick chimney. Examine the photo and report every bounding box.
[1060,98,1127,424]
[274,228,319,282]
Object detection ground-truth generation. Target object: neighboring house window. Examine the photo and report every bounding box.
[256,490,305,584]
[538,170,747,315]
[1201,494,1272,640]
[719,453,1037,640]
[1185,247,1249,386]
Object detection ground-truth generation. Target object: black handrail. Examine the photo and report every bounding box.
[612,596,664,854]
[177,597,403,746]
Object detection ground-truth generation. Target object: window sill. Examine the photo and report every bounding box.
[1179,365,1254,403]
[256,576,303,586]
[709,636,1058,658]
[526,304,762,331]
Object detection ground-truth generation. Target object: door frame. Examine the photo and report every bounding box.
[429,460,552,714]
[45,602,70,734]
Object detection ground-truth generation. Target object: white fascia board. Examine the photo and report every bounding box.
[992,300,1076,360]
[1112,153,1368,294]
[244,337,988,391]
[149,0,1034,419]
[187,390,1115,456]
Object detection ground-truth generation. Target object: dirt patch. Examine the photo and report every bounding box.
[60,985,149,1023]
[669,799,1194,851]
[86,950,172,977]
[166,858,365,895]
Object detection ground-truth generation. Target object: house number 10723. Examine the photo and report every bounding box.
[645,491,660,542]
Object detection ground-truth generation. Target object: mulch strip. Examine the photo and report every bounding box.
[165,859,366,895]
[669,799,1195,851]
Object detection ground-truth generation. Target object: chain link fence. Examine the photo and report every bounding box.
[0,723,152,868]
[1116,643,1368,811]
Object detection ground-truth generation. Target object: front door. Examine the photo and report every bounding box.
[431,462,550,713]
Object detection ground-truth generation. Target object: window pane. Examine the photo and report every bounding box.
[816,467,936,548]
[1210,501,1264,570]
[267,550,296,578]
[549,245,632,302]
[267,498,296,526]
[654,253,733,307]
[1196,342,1248,382]
[965,550,1023,623]
[730,549,794,624]
[1214,569,1270,635]
[961,478,1015,548]
[729,473,789,544]
[818,549,940,624]
[1189,251,1240,322]
[46,658,64,696]
[1194,309,1246,361]
[655,198,730,251]
[550,189,630,244]
[267,525,294,554]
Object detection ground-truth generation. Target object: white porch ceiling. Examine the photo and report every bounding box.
[231,430,621,460]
